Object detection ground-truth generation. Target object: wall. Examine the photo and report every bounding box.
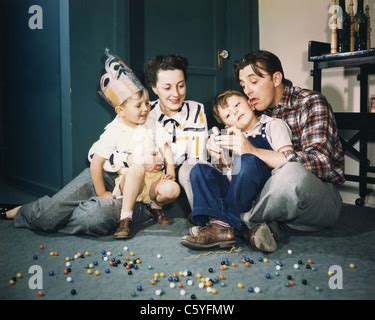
[1,0,130,192]
[259,0,375,206]
[0,1,4,178]
[2,0,64,195]
[69,0,128,177]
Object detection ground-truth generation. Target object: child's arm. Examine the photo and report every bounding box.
[216,126,293,169]
[160,143,176,180]
[90,154,115,199]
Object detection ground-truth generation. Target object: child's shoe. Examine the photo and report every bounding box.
[113,218,132,239]
[146,205,173,225]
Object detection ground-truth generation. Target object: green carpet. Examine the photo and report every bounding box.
[0,203,374,300]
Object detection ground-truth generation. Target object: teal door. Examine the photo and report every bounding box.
[134,0,259,127]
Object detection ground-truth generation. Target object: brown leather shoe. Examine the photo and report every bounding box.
[113,218,132,239]
[242,223,277,253]
[146,205,173,225]
[181,223,236,250]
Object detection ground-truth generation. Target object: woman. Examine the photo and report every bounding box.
[143,54,208,218]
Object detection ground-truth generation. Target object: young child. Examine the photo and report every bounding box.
[181,90,293,250]
[89,49,180,239]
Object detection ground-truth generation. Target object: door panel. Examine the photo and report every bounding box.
[143,0,228,127]
[145,0,225,66]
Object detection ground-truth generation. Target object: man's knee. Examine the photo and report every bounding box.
[272,162,311,190]
[73,198,120,235]
[266,162,318,210]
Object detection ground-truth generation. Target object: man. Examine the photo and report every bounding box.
[181,50,344,252]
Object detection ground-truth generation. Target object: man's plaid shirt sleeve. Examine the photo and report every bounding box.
[282,94,341,182]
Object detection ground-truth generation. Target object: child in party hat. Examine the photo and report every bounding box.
[89,48,180,239]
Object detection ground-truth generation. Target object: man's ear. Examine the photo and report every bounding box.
[272,71,283,87]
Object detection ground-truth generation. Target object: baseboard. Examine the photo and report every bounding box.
[5,175,60,197]
[337,182,375,208]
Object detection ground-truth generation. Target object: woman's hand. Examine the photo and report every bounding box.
[215,126,256,155]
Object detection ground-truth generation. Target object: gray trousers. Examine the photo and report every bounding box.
[177,161,195,209]
[14,169,121,236]
[242,162,343,232]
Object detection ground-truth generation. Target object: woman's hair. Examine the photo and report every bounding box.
[144,54,188,89]
[212,90,248,124]
[233,50,287,84]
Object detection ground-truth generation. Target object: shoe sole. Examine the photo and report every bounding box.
[251,223,277,253]
[113,234,133,239]
[157,220,173,225]
[180,239,236,250]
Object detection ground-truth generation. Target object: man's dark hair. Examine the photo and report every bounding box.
[233,50,287,84]
[144,54,188,89]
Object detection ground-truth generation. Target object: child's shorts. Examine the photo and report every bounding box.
[137,171,163,204]
[112,169,163,204]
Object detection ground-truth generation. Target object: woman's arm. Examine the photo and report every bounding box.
[160,143,176,180]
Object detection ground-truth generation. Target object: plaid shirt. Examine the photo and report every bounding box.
[265,80,345,185]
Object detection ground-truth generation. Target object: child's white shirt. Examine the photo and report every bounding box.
[244,114,292,151]
[88,116,170,172]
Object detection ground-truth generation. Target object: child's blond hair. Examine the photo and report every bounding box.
[99,88,147,113]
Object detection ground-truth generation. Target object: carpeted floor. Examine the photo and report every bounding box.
[0,200,374,300]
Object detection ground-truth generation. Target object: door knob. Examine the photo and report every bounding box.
[217,49,229,69]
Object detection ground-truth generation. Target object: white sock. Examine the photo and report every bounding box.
[210,219,231,228]
[120,210,133,220]
[150,201,162,210]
